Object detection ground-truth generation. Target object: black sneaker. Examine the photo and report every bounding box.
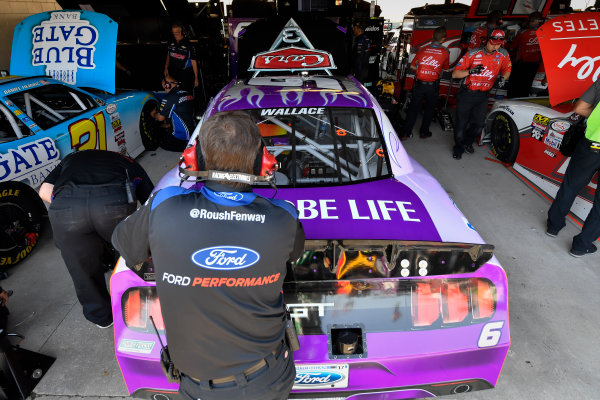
[419,131,432,139]
[545,227,559,237]
[569,244,597,258]
[96,321,114,329]
[464,145,475,154]
[400,133,413,141]
[452,149,462,160]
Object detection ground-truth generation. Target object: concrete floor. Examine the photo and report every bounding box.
[4,116,599,400]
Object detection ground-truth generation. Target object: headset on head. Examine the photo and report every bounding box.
[178,138,279,185]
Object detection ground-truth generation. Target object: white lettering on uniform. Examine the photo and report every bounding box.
[162,272,191,286]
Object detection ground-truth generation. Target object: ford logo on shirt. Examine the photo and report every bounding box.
[191,246,260,270]
[294,372,344,386]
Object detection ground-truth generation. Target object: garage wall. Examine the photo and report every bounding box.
[0,0,62,71]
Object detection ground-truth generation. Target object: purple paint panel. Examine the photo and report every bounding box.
[256,179,441,242]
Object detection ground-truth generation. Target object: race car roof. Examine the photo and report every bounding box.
[213,75,373,113]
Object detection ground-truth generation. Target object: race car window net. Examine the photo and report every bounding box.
[7,84,96,130]
[246,107,391,187]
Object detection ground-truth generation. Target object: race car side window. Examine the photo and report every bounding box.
[0,104,25,142]
[7,84,94,130]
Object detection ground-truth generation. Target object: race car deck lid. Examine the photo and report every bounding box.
[10,10,118,94]
[249,18,337,78]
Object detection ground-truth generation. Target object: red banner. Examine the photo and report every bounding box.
[537,12,600,106]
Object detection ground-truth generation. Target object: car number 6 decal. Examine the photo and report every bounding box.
[69,111,107,150]
[478,321,505,348]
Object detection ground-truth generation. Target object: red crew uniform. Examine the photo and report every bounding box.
[467,26,488,50]
[452,46,512,157]
[411,43,450,81]
[454,47,512,92]
[402,43,450,139]
[507,28,542,98]
[510,28,541,63]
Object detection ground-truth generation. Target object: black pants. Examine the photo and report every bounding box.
[403,81,439,137]
[453,89,489,154]
[49,184,135,326]
[547,139,600,251]
[507,61,539,99]
[179,342,295,400]
[159,130,188,152]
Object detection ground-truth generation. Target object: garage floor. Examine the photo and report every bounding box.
[4,117,599,400]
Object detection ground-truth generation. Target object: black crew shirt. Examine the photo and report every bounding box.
[167,38,196,72]
[112,181,305,380]
[43,150,154,202]
[158,88,195,140]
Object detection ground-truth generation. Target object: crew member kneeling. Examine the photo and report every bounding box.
[112,111,305,400]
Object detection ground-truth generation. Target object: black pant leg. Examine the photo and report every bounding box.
[420,84,438,134]
[465,92,489,145]
[49,191,112,325]
[403,83,427,137]
[453,90,471,153]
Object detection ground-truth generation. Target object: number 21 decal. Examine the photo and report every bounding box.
[69,111,107,150]
[478,321,505,347]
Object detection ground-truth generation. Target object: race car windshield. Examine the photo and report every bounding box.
[249,107,391,187]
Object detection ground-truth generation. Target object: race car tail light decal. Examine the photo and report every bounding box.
[122,287,165,334]
[441,280,470,324]
[471,279,496,320]
[412,281,441,327]
[284,277,498,334]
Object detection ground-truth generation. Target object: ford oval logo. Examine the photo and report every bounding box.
[191,246,260,270]
[294,372,344,386]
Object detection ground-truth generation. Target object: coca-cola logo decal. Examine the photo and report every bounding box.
[537,12,600,105]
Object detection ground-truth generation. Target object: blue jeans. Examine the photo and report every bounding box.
[179,342,295,400]
[49,183,135,325]
[547,139,600,251]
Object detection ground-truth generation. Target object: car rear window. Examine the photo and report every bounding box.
[246,107,391,187]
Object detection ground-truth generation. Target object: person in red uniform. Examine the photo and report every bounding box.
[401,26,450,140]
[452,29,512,159]
[467,10,504,51]
[507,12,543,98]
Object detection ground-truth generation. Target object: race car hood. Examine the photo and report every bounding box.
[10,10,118,93]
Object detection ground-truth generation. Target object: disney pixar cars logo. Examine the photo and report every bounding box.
[191,246,260,270]
[252,47,333,70]
[31,12,99,85]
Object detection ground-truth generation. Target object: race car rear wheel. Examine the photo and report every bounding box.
[490,112,519,164]
[139,99,161,151]
[0,182,45,266]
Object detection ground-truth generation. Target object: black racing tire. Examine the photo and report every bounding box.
[0,182,45,267]
[139,99,161,151]
[490,112,520,164]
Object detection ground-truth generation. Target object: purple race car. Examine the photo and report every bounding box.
[110,19,509,400]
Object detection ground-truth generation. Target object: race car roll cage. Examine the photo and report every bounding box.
[255,108,388,186]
